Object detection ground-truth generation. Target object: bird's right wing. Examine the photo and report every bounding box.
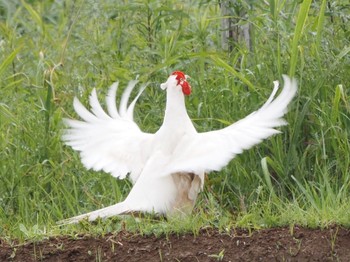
[62,81,153,182]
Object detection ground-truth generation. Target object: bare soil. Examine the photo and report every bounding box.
[1,226,349,261]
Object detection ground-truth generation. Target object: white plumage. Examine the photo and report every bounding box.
[60,72,297,224]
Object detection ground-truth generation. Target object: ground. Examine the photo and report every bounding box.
[1,226,350,261]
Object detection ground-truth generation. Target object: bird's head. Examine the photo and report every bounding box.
[160,71,191,96]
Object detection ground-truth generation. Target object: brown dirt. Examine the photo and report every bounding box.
[1,226,349,261]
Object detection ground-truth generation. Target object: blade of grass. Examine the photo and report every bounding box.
[209,55,255,91]
[289,0,312,77]
[0,46,22,78]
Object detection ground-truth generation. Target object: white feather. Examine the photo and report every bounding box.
[126,83,148,121]
[89,89,110,120]
[106,82,120,119]
[119,80,138,118]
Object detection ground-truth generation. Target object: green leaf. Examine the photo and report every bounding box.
[0,47,22,78]
[261,157,276,196]
[289,0,312,77]
[21,0,43,29]
[331,84,342,124]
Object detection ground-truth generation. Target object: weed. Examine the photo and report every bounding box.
[208,249,225,261]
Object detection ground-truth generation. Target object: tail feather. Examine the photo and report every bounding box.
[58,202,129,225]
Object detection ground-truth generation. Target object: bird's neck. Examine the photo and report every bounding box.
[163,88,190,126]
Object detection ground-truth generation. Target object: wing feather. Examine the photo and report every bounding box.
[127,83,148,121]
[63,81,153,181]
[89,89,110,120]
[106,82,120,119]
[119,80,138,117]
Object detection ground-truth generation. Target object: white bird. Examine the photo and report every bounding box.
[59,71,297,224]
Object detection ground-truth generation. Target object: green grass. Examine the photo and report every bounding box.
[1,0,349,240]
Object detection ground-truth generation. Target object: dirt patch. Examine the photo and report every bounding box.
[1,226,349,261]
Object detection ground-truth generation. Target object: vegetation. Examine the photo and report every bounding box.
[0,0,349,240]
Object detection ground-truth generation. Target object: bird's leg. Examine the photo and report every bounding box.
[170,172,202,216]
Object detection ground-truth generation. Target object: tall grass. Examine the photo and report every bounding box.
[0,0,349,239]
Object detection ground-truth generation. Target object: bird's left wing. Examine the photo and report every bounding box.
[163,75,297,175]
[62,81,153,182]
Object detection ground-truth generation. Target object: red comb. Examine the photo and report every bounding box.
[171,71,186,80]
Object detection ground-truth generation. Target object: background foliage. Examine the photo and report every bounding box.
[0,0,349,238]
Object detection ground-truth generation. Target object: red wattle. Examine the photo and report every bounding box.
[181,81,191,96]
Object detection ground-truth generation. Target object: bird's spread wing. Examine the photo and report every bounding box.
[62,81,153,182]
[163,75,297,175]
